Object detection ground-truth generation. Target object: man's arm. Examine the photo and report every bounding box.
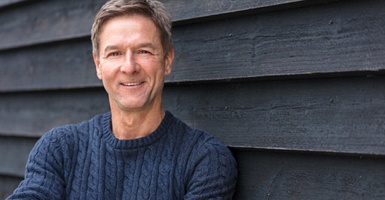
[7,130,66,200]
[184,139,238,200]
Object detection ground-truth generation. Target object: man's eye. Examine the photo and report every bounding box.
[138,50,150,54]
[109,52,121,57]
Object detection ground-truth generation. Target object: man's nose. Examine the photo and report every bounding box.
[121,53,139,73]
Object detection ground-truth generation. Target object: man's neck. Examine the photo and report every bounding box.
[110,108,165,140]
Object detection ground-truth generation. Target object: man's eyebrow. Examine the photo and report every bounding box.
[103,45,119,53]
[102,43,159,54]
[137,42,157,49]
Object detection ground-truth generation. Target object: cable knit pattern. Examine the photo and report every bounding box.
[8,111,238,200]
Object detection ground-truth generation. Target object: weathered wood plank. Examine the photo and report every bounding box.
[169,0,385,82]
[0,0,105,50]
[0,0,26,8]
[1,77,384,155]
[0,0,332,50]
[234,149,385,199]
[0,137,36,177]
[163,76,385,155]
[0,89,110,137]
[1,0,385,92]
[0,176,22,199]
[165,0,336,24]
[0,39,100,92]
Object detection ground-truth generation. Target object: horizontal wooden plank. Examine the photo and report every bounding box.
[233,149,385,199]
[0,175,22,199]
[0,39,101,92]
[1,76,385,156]
[0,0,26,8]
[0,0,330,50]
[169,0,385,82]
[1,0,385,92]
[0,89,110,137]
[0,137,36,177]
[164,76,385,155]
[0,0,105,50]
[164,0,335,24]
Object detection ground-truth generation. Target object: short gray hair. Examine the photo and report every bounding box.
[91,0,173,57]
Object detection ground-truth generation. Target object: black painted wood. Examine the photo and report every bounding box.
[0,0,26,8]
[0,39,100,92]
[0,136,36,177]
[0,0,105,50]
[0,176,22,199]
[169,0,385,82]
[234,149,385,199]
[164,0,337,24]
[1,0,385,92]
[163,76,385,156]
[0,89,109,137]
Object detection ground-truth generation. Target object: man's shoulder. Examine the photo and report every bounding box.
[167,112,237,188]
[40,112,110,142]
[167,111,232,156]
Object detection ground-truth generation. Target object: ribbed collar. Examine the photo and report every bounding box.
[102,111,174,150]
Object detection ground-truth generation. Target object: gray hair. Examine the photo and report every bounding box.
[91,0,173,57]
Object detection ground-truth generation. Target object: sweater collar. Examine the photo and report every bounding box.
[102,111,174,150]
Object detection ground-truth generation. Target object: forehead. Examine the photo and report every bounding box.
[100,14,160,42]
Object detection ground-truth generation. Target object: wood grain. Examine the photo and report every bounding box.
[0,136,36,177]
[0,176,23,199]
[234,149,385,199]
[0,89,109,137]
[0,0,26,8]
[163,76,385,156]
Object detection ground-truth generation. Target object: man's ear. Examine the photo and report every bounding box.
[164,48,174,75]
[93,53,102,80]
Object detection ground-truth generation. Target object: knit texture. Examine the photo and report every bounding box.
[8,111,238,200]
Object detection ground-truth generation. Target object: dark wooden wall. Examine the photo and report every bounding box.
[1,0,385,199]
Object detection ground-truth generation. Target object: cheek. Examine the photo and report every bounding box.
[99,61,119,76]
[98,67,117,83]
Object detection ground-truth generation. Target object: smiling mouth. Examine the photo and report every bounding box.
[121,82,143,86]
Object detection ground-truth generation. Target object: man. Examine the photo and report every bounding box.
[8,0,238,199]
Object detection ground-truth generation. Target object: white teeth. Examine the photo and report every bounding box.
[122,82,141,86]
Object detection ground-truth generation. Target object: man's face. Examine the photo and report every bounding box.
[93,15,173,113]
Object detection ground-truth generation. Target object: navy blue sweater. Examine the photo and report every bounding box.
[8,111,237,199]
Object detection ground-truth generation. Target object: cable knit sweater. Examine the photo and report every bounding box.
[8,111,237,199]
